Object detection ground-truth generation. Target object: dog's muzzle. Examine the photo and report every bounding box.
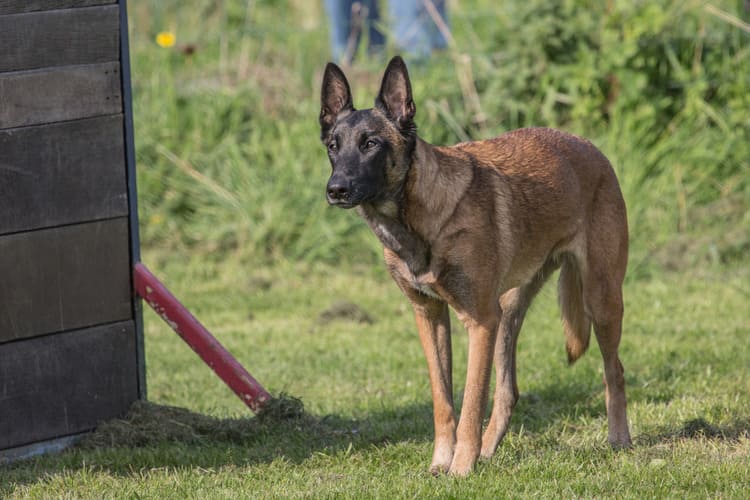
[326,177,356,208]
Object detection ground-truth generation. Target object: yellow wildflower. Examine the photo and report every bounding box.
[156,31,176,48]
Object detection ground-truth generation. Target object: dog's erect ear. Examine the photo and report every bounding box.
[320,62,354,140]
[375,56,416,133]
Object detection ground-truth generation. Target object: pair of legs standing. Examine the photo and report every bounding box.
[324,0,448,63]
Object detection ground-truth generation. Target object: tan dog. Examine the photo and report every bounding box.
[320,56,632,476]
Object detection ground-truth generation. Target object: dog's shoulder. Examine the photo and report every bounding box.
[442,127,606,178]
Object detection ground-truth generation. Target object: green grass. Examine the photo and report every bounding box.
[3,0,750,497]
[2,261,749,497]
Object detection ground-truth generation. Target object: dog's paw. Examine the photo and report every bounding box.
[609,435,633,450]
[479,435,500,461]
[429,444,454,476]
[447,461,473,477]
[608,426,633,450]
[429,462,449,476]
[447,445,478,477]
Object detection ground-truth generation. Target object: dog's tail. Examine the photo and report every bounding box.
[558,255,591,364]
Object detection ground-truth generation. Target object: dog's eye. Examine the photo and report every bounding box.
[363,139,378,150]
[328,141,338,153]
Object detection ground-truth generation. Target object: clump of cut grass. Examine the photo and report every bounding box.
[256,392,306,423]
[80,393,307,450]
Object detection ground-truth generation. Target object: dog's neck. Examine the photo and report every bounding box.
[358,139,466,276]
[359,201,430,275]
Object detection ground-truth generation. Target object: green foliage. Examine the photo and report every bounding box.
[130,0,749,273]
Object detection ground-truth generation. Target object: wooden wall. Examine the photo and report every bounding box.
[0,0,143,452]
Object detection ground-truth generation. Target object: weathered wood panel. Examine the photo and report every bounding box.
[0,6,119,73]
[0,1,115,15]
[0,320,138,450]
[0,62,122,129]
[0,218,132,343]
[0,115,128,235]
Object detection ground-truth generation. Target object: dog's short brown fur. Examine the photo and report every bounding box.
[320,56,632,476]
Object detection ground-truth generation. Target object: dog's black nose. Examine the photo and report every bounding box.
[327,182,349,202]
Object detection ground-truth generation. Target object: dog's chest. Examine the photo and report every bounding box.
[411,277,441,299]
[362,205,442,298]
[391,259,442,299]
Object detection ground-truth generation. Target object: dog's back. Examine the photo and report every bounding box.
[425,127,626,291]
[449,127,623,220]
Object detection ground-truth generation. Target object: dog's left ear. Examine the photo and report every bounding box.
[375,56,416,133]
[320,62,354,140]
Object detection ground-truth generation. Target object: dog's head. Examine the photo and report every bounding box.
[320,56,417,209]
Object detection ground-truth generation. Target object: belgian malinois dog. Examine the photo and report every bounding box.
[320,56,632,476]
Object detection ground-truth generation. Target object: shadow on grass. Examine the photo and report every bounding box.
[0,379,627,490]
[74,394,436,461]
[0,395,436,491]
[510,377,607,433]
[637,417,750,446]
[1,380,610,489]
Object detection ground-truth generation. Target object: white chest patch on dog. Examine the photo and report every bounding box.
[413,280,441,299]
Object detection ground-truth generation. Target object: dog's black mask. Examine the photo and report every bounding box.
[319,56,417,209]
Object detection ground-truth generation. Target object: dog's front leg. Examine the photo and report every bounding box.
[411,297,456,475]
[450,313,499,476]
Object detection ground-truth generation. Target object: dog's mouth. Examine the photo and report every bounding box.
[327,198,358,209]
[326,188,373,209]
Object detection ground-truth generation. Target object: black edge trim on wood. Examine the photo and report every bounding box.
[118,0,147,400]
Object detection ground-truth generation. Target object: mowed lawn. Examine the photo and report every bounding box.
[2,256,749,497]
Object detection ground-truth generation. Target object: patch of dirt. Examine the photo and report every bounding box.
[678,418,724,439]
[318,301,374,325]
[638,417,750,446]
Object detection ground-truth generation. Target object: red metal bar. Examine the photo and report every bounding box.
[133,263,271,413]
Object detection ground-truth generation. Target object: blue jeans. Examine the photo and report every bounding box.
[325,0,448,62]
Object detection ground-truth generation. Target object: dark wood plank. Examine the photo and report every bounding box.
[0,1,115,15]
[0,320,138,450]
[0,5,119,73]
[0,115,129,235]
[0,218,133,343]
[0,62,122,129]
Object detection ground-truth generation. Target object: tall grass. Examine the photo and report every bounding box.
[130,0,749,273]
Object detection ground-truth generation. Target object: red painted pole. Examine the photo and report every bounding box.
[133,263,272,413]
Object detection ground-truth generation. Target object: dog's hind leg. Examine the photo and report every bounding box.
[583,270,632,448]
[481,260,558,459]
[580,198,632,448]
[592,311,631,448]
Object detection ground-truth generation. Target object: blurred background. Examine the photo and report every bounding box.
[128,0,749,279]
